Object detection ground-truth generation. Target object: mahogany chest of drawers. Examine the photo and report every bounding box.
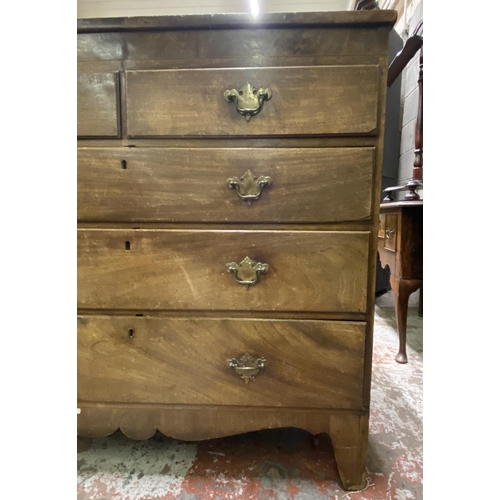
[77,10,396,491]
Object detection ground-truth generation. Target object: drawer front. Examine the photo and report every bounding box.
[378,214,386,238]
[78,316,366,409]
[383,214,398,251]
[78,147,374,223]
[125,66,379,137]
[78,72,120,137]
[77,230,369,313]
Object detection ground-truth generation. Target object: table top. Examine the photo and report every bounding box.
[380,200,423,209]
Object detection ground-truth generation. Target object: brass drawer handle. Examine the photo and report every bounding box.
[226,170,272,206]
[227,353,266,383]
[224,83,272,121]
[385,228,395,238]
[226,256,269,288]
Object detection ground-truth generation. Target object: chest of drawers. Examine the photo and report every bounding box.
[77,10,396,491]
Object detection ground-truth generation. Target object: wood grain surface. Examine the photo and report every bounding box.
[77,316,366,409]
[75,10,395,491]
[77,147,375,223]
[125,66,379,137]
[77,72,120,137]
[77,229,370,312]
[77,27,390,62]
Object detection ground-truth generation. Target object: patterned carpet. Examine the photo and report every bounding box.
[77,294,423,500]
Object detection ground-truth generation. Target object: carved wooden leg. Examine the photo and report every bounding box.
[329,414,369,491]
[390,275,421,364]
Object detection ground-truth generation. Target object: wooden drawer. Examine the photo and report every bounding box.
[77,147,374,223]
[78,316,366,409]
[77,229,369,313]
[383,213,398,251]
[125,66,379,137]
[78,72,120,137]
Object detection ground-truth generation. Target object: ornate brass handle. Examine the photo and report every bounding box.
[226,256,269,288]
[224,83,272,121]
[226,170,272,206]
[385,228,395,238]
[227,353,266,383]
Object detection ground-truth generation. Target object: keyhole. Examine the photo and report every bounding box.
[121,160,127,169]
[125,241,130,251]
[128,328,135,338]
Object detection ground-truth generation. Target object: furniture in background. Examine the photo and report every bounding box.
[378,201,423,363]
[378,21,423,363]
[77,10,396,491]
[375,25,403,295]
[383,21,423,202]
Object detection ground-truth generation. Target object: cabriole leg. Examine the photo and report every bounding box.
[390,275,421,363]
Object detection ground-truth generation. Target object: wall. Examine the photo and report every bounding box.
[77,0,354,18]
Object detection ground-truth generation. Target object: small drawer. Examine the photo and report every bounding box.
[78,72,120,137]
[77,229,370,313]
[383,214,398,251]
[77,147,375,223]
[77,316,366,410]
[125,65,380,137]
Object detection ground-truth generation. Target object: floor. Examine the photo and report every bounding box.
[77,291,423,500]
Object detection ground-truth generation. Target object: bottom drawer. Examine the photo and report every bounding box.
[78,316,366,410]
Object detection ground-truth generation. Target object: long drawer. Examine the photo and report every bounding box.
[125,66,380,137]
[78,316,366,409]
[77,229,369,313]
[77,147,375,223]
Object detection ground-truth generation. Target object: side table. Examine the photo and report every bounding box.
[377,200,423,363]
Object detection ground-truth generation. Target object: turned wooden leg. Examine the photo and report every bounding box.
[390,275,421,364]
[329,414,369,491]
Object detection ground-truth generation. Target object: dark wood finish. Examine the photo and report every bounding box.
[78,147,374,223]
[390,275,421,363]
[378,201,423,363]
[77,10,396,491]
[78,316,365,409]
[77,72,120,137]
[78,30,391,77]
[387,34,423,88]
[125,66,379,137]
[77,230,369,313]
[77,10,397,32]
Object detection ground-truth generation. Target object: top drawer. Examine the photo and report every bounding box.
[125,65,380,138]
[78,72,120,138]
